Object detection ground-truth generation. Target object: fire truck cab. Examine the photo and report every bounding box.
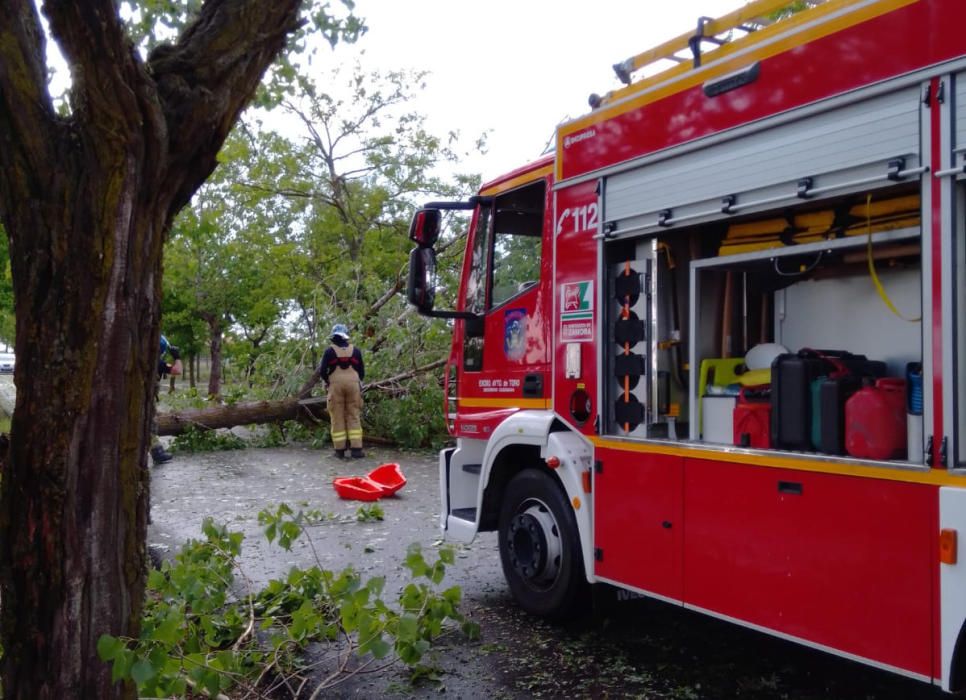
[407,0,966,689]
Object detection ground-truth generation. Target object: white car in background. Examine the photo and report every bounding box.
[0,353,15,373]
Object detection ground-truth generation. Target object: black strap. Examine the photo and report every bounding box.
[614,312,645,345]
[614,353,645,379]
[779,211,805,247]
[614,395,644,429]
[614,267,641,305]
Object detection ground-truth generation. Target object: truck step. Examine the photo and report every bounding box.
[461,463,482,474]
[450,507,477,522]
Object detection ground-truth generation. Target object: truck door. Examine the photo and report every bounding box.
[458,179,551,427]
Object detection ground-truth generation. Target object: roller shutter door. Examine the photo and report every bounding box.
[604,85,923,237]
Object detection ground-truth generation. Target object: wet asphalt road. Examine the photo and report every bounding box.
[148,444,945,699]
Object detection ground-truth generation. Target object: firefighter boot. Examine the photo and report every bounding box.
[334,449,346,459]
[351,448,365,459]
[151,445,173,465]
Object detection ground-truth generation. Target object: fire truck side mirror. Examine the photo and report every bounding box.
[408,208,441,248]
[407,246,437,312]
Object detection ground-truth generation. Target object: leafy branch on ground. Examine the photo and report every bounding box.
[355,503,384,522]
[99,506,478,697]
[170,424,248,453]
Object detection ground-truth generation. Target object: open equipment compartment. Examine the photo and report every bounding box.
[603,183,924,466]
[685,186,923,462]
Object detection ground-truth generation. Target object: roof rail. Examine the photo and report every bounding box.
[610,0,824,86]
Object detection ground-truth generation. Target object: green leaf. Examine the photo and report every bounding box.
[111,648,135,683]
[130,658,157,685]
[396,614,418,642]
[203,669,223,696]
[438,547,455,564]
[404,545,427,577]
[368,635,392,660]
[400,583,423,610]
[96,634,123,662]
[147,568,167,591]
[150,611,183,645]
[366,576,385,595]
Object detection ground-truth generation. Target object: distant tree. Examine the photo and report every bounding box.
[164,138,302,397]
[765,0,822,22]
[167,64,481,403]
[0,1,361,696]
[267,65,481,381]
[0,225,14,347]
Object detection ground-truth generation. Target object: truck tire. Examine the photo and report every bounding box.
[498,469,586,619]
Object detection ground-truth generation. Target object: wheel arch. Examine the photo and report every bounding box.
[949,622,966,692]
[940,487,966,691]
[475,411,595,582]
[478,443,547,532]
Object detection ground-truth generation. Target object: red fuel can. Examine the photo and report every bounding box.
[845,378,907,460]
[734,387,772,449]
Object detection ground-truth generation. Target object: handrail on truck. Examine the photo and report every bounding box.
[597,0,831,107]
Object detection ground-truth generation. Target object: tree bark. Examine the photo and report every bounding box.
[0,1,303,696]
[157,397,323,435]
[155,397,397,448]
[206,315,224,399]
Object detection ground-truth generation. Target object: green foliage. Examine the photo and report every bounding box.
[158,59,479,441]
[365,384,448,449]
[765,1,820,21]
[171,425,247,453]
[99,508,476,697]
[120,1,366,82]
[355,503,384,522]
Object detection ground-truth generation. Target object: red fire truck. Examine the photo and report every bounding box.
[406,0,966,689]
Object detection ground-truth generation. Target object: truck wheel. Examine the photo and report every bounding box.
[498,469,586,619]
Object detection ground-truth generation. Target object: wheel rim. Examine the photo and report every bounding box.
[505,498,563,590]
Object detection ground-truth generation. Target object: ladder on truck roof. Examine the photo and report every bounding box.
[596,0,829,107]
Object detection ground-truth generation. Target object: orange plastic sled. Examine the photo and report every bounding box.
[366,463,407,496]
[332,463,407,501]
[332,476,384,501]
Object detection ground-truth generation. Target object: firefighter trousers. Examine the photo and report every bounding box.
[327,374,363,449]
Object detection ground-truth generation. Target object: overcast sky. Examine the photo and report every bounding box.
[38,2,751,184]
[340,0,749,181]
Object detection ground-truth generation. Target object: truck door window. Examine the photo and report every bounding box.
[491,182,545,308]
[465,207,492,316]
[463,206,492,371]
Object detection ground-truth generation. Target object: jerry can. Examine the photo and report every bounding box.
[845,378,907,460]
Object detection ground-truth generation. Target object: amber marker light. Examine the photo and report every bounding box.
[572,496,582,510]
[546,456,561,469]
[940,529,958,565]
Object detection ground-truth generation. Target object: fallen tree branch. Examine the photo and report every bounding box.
[363,359,445,392]
[156,358,445,437]
[156,397,319,436]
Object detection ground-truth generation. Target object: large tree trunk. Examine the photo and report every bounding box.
[157,397,321,435]
[0,1,303,696]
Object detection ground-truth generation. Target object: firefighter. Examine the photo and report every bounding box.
[320,323,365,459]
[151,335,182,465]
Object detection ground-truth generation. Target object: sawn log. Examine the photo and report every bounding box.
[156,397,326,436]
